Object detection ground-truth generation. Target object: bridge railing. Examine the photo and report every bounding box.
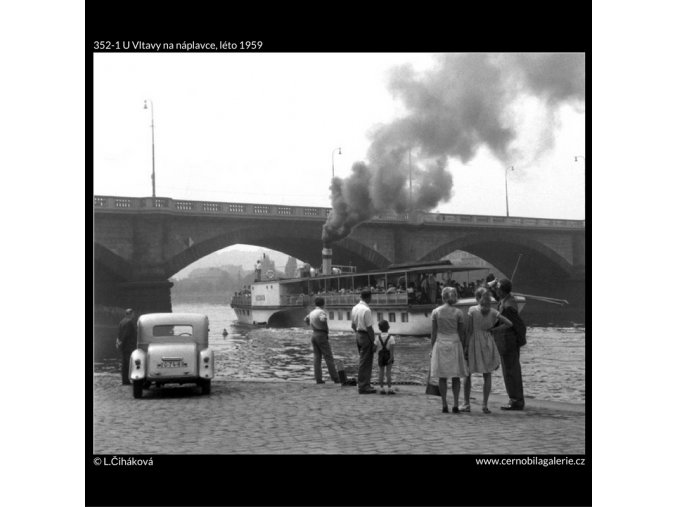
[94,195,585,229]
[94,195,333,219]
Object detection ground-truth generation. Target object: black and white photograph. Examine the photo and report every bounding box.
[12,4,677,507]
[91,48,587,502]
[82,7,597,504]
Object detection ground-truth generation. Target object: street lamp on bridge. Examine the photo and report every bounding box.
[505,165,514,217]
[332,147,341,180]
[144,99,156,198]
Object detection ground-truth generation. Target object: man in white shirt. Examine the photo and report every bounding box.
[351,290,376,394]
[304,297,340,384]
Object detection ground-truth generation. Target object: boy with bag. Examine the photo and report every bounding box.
[375,320,396,395]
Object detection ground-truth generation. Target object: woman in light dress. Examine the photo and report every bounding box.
[430,287,468,413]
[462,288,513,413]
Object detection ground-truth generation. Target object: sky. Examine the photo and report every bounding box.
[94,52,586,220]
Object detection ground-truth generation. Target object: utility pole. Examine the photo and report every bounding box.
[409,149,412,212]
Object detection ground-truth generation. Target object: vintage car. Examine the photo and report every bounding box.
[129,312,215,398]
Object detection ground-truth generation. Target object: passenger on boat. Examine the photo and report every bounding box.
[424,273,439,303]
[420,273,432,303]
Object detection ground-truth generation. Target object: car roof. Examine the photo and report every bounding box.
[138,313,208,326]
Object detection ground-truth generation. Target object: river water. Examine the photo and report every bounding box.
[96,300,586,404]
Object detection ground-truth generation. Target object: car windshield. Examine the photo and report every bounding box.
[152,325,193,337]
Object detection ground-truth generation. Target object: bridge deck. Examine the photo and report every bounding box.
[94,195,585,230]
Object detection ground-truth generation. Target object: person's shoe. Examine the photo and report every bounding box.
[452,406,460,414]
[459,404,471,412]
[359,388,377,394]
[500,404,524,410]
[482,406,492,414]
[380,389,386,395]
[442,406,449,413]
[316,380,326,384]
[387,389,396,395]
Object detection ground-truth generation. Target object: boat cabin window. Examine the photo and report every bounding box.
[152,325,193,337]
[376,312,383,322]
[401,313,408,322]
[329,311,334,320]
[346,311,351,320]
[337,311,343,320]
[388,313,396,323]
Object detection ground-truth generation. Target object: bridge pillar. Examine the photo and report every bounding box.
[119,280,174,316]
[392,228,412,265]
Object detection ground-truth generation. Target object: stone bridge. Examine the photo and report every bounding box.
[94,195,586,318]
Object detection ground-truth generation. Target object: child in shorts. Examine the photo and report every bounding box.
[375,320,396,395]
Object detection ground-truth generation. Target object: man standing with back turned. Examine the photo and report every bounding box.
[351,290,377,394]
[116,308,137,386]
[304,297,340,384]
[490,279,526,410]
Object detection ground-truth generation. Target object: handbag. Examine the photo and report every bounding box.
[425,368,440,396]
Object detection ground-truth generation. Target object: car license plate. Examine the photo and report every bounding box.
[159,359,183,368]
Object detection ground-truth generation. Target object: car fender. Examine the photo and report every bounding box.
[199,348,214,379]
[129,348,147,381]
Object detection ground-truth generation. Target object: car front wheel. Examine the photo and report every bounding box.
[201,379,211,395]
[133,380,144,399]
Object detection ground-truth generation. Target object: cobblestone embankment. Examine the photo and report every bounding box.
[93,374,585,454]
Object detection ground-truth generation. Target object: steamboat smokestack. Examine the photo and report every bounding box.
[322,243,332,275]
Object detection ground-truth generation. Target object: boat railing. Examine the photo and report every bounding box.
[371,293,409,306]
[319,292,409,306]
[279,294,311,306]
[329,264,357,274]
[320,294,361,306]
[231,295,251,306]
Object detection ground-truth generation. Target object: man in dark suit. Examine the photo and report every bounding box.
[490,279,525,410]
[116,308,138,385]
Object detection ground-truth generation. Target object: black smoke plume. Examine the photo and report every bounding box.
[322,53,585,244]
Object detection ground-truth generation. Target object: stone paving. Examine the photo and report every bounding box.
[93,374,585,455]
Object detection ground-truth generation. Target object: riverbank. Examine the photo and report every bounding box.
[93,374,585,454]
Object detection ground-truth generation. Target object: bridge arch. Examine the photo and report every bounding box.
[94,243,133,281]
[418,231,575,281]
[164,223,390,278]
